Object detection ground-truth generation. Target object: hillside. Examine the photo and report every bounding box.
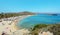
[0,11,35,19]
[18,11,35,15]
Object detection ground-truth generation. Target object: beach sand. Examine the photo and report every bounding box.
[0,15,32,35]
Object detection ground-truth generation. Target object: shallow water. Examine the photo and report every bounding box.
[17,14,60,29]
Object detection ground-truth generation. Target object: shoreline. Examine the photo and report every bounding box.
[14,15,33,30]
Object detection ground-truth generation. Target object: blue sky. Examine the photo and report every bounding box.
[0,0,60,13]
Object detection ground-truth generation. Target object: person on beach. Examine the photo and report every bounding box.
[1,32,6,35]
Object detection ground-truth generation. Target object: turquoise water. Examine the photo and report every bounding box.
[17,14,60,29]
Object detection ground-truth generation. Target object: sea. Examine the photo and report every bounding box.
[17,14,60,29]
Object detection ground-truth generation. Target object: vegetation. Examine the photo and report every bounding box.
[32,24,48,31]
[0,13,20,19]
[47,24,60,35]
[30,24,48,35]
[0,11,35,19]
[31,24,60,35]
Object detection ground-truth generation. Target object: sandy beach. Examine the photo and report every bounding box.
[0,15,32,35]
